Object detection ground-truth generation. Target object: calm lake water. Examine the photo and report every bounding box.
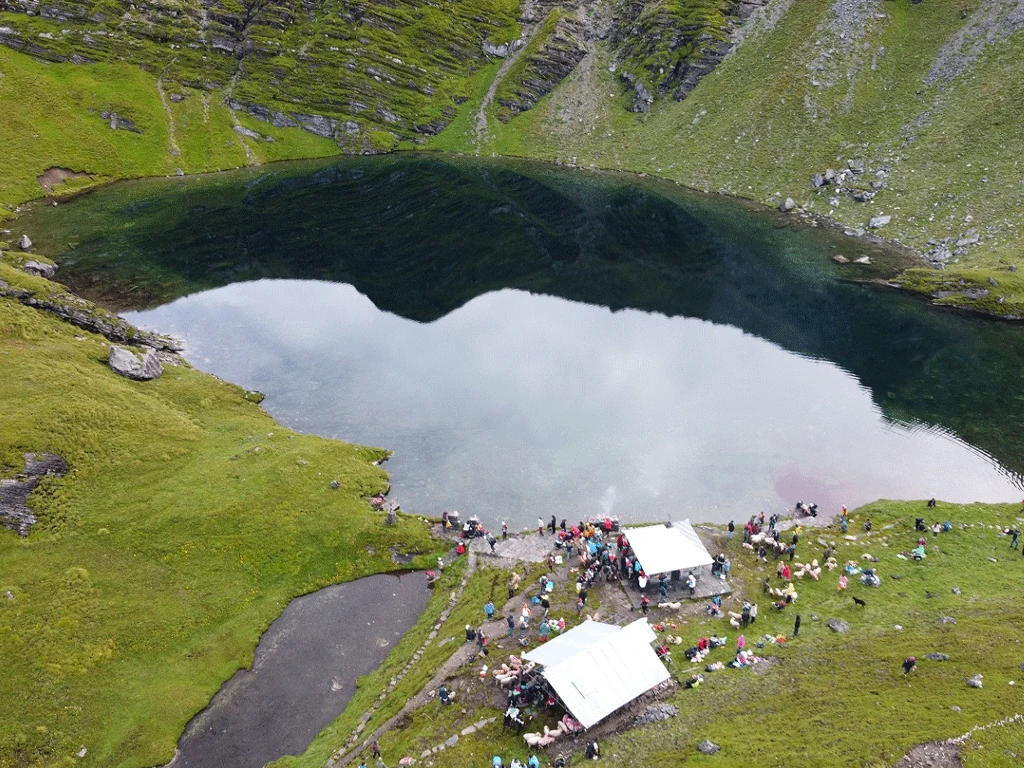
[20,155,1024,527]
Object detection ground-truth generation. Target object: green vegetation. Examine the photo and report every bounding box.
[0,262,444,768]
[492,9,564,123]
[615,0,734,96]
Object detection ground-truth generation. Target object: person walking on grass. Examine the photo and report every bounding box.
[1011,529,1019,550]
[793,614,801,638]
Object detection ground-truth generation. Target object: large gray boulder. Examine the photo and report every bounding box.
[23,260,57,278]
[826,618,850,633]
[17,234,32,251]
[697,740,721,755]
[109,346,163,381]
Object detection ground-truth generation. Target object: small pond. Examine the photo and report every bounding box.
[168,572,429,768]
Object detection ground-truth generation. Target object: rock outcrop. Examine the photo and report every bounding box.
[0,452,69,536]
[109,345,164,381]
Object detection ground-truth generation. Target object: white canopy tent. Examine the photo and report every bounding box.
[524,619,669,729]
[623,519,714,575]
[522,620,619,668]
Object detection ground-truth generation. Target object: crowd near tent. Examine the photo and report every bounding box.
[524,619,669,729]
[622,519,714,575]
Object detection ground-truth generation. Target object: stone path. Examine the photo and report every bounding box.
[470,531,557,564]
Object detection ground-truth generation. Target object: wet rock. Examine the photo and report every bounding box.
[18,234,32,251]
[925,653,950,661]
[868,215,892,229]
[109,345,163,381]
[967,674,983,689]
[827,618,850,633]
[781,198,796,212]
[23,260,56,278]
[697,740,720,755]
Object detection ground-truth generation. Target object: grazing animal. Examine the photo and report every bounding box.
[852,596,867,608]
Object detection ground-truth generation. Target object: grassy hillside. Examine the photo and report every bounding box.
[431,0,1024,315]
[0,259,443,768]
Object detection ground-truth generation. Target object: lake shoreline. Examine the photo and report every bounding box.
[8,150,1014,322]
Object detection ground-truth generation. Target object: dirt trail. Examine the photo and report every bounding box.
[473,0,538,152]
[155,66,182,161]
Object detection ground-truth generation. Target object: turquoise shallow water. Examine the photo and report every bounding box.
[19,154,1024,526]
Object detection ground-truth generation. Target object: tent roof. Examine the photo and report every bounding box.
[537,619,669,729]
[523,620,619,668]
[623,519,714,575]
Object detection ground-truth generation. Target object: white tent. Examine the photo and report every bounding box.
[623,519,714,575]
[527,619,669,729]
[523,620,619,668]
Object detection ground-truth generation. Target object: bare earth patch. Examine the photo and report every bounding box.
[37,167,90,194]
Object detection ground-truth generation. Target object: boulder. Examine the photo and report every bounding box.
[868,215,892,229]
[833,255,850,264]
[812,173,826,188]
[781,198,796,212]
[697,740,720,755]
[925,653,950,662]
[824,168,837,182]
[826,618,850,633]
[17,234,32,251]
[938,616,957,625]
[988,276,998,287]
[967,674,983,689]
[482,41,509,57]
[108,346,163,381]
[22,260,57,278]
[329,480,340,489]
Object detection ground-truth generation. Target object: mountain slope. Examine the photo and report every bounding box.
[1,0,1023,313]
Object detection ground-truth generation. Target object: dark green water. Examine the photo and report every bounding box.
[18,154,1024,525]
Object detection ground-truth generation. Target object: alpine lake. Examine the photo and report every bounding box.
[20,154,1024,531]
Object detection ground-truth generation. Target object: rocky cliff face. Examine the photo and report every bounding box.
[0,0,520,150]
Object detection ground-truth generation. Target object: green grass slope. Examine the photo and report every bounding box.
[0,262,443,768]
[0,46,340,215]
